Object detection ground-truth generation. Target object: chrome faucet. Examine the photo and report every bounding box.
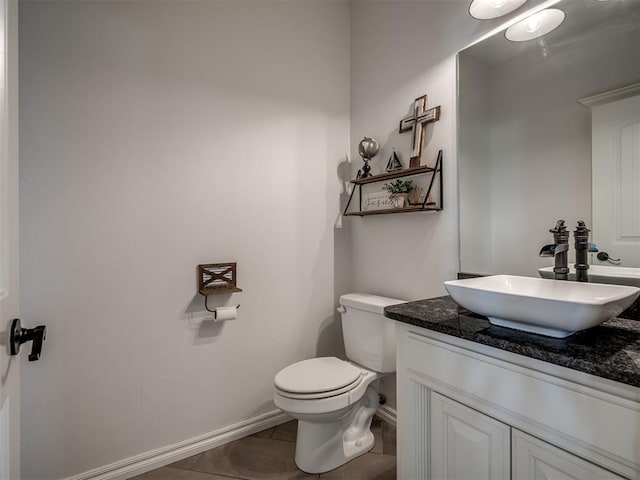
[539,220,570,280]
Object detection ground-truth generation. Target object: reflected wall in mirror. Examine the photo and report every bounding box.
[458,0,640,280]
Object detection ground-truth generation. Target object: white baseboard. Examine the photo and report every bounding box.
[375,404,397,426]
[65,409,290,480]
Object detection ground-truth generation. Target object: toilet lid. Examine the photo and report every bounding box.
[274,357,362,394]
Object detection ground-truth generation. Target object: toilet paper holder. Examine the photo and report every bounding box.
[204,296,240,318]
[197,262,242,319]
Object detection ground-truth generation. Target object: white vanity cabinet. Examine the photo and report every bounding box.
[428,392,626,480]
[512,430,626,480]
[396,322,640,480]
[430,392,510,480]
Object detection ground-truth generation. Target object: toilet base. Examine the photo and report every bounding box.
[293,387,379,474]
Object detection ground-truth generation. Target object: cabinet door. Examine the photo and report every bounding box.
[431,392,510,480]
[512,429,626,480]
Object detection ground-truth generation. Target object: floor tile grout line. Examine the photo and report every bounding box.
[165,466,245,479]
[368,450,396,457]
[188,465,256,480]
[203,472,248,480]
[170,453,203,472]
[260,435,297,445]
[270,438,296,443]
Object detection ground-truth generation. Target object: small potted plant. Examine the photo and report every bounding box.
[382,179,414,208]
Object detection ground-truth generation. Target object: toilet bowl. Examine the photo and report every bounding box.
[274,357,382,473]
[273,293,405,474]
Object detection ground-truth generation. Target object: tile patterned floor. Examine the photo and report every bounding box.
[130,417,396,480]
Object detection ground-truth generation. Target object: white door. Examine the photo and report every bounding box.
[591,92,640,267]
[512,429,625,480]
[430,392,510,480]
[0,0,19,478]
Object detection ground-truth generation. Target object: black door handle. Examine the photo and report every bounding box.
[596,251,622,264]
[10,319,47,361]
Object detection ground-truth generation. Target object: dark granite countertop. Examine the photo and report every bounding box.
[385,296,640,388]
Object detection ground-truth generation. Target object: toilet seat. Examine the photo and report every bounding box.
[275,357,363,400]
[276,376,363,400]
[274,357,381,418]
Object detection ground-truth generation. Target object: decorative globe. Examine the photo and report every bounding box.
[358,137,379,160]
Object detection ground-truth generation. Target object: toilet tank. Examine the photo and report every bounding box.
[339,293,405,373]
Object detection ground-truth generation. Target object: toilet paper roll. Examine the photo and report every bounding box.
[214,306,237,322]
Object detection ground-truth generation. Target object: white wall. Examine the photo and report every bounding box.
[19,2,349,478]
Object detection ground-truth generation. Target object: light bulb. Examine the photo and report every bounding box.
[505,8,565,42]
[525,14,542,32]
[469,0,527,20]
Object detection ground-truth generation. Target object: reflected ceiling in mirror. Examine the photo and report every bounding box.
[458,0,640,279]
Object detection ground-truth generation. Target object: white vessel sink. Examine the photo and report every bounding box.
[538,265,640,287]
[444,275,640,338]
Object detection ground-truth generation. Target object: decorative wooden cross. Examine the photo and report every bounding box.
[399,95,441,168]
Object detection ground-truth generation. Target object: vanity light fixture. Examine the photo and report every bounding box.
[505,8,565,42]
[469,0,528,20]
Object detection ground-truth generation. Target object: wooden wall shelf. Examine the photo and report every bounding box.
[344,205,441,217]
[350,165,435,185]
[343,150,443,217]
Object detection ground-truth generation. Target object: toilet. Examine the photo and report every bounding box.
[273,293,404,474]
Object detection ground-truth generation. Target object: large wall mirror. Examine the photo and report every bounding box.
[458,0,640,282]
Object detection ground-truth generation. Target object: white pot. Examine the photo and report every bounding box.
[392,194,408,208]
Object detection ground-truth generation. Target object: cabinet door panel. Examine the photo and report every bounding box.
[431,392,510,480]
[512,430,626,480]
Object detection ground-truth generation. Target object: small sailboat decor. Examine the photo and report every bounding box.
[385,149,403,172]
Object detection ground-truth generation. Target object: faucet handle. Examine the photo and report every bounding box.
[550,220,569,244]
[550,219,567,234]
[575,220,590,236]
